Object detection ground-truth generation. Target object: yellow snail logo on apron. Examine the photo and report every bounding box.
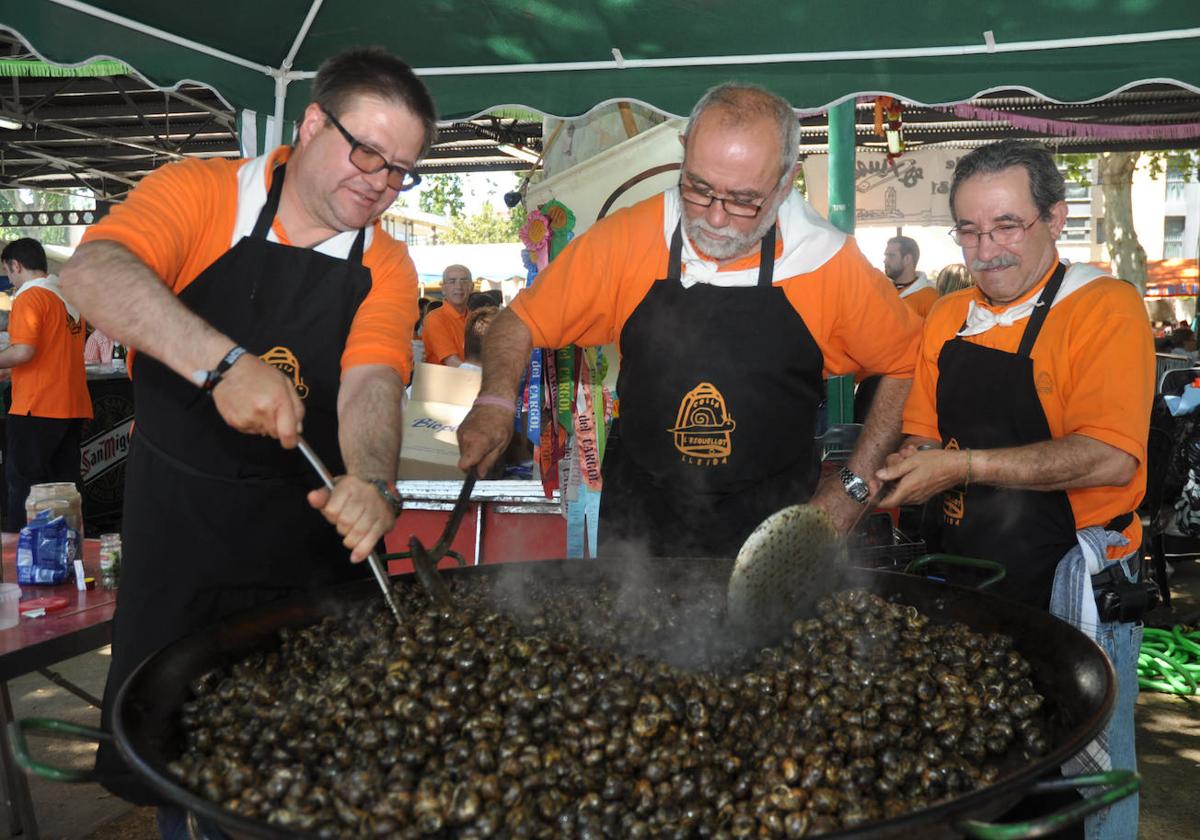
[943,437,965,525]
[260,346,309,399]
[667,382,736,465]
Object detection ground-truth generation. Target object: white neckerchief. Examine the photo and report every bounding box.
[898,271,933,299]
[956,262,1109,338]
[234,150,374,258]
[661,188,846,289]
[13,274,79,321]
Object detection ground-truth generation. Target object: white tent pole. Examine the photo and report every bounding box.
[373,27,1200,78]
[268,75,287,150]
[46,0,274,76]
[283,0,324,72]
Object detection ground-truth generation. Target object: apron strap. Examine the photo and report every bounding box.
[250,163,367,265]
[756,224,777,288]
[250,164,288,241]
[1017,261,1068,358]
[666,223,683,282]
[665,221,777,286]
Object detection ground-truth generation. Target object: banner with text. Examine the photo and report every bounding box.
[803,150,966,227]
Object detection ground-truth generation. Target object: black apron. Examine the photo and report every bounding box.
[598,222,825,558]
[97,164,372,803]
[935,263,1078,608]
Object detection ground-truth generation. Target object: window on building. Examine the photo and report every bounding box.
[1095,217,1106,245]
[1166,162,1190,203]
[1064,181,1090,201]
[1164,216,1187,259]
[1060,216,1091,242]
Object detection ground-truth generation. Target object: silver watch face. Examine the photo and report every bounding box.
[840,468,870,503]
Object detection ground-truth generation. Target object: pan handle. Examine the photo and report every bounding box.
[956,769,1139,839]
[8,717,112,783]
[907,553,1007,591]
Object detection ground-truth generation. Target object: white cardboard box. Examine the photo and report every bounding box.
[398,363,480,480]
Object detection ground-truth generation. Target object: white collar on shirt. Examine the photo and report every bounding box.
[956,261,1111,338]
[12,274,79,320]
[661,188,846,289]
[898,271,933,298]
[233,150,374,258]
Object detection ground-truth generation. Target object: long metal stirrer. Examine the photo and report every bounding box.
[296,436,404,626]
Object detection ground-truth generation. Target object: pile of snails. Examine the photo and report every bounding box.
[168,573,1048,838]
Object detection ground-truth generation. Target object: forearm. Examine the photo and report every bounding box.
[846,376,912,479]
[338,364,407,480]
[60,241,236,379]
[479,309,533,401]
[973,434,1137,492]
[0,344,34,369]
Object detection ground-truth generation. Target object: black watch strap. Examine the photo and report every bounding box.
[192,345,248,391]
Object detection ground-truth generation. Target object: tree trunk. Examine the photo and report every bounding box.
[1097,151,1147,294]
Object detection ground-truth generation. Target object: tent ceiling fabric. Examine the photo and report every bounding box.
[5,2,1200,122]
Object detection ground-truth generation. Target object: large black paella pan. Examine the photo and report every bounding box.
[12,557,1135,838]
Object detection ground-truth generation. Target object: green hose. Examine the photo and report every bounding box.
[1138,626,1200,694]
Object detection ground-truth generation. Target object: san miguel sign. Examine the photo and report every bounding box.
[80,416,132,483]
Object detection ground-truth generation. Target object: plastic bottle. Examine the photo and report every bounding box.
[99,533,121,590]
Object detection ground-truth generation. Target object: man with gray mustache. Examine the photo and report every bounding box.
[457,83,922,557]
[876,140,1153,840]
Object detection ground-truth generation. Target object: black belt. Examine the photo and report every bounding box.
[1091,555,1140,589]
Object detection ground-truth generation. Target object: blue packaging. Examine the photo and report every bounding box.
[16,509,79,586]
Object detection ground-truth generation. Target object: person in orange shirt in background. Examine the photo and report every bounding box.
[0,238,92,531]
[458,83,922,557]
[421,264,472,365]
[882,235,937,317]
[876,140,1152,840]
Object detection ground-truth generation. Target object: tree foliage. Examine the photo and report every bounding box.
[441,203,524,244]
[418,174,465,218]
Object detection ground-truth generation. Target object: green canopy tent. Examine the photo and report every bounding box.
[4,1,1200,142]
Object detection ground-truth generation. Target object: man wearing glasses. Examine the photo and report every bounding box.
[59,48,434,812]
[458,83,922,557]
[876,140,1152,840]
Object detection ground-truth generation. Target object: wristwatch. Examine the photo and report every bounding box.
[366,478,404,517]
[838,467,870,505]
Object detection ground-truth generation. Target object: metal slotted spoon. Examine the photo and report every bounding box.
[727,482,894,644]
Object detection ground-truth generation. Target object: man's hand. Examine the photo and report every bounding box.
[875,445,969,507]
[457,404,516,478]
[211,354,305,448]
[308,476,397,563]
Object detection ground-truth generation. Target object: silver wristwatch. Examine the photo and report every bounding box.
[367,478,404,517]
[838,467,870,505]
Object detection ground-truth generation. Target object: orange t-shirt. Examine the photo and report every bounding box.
[421,304,468,365]
[903,260,1154,554]
[902,286,938,318]
[8,285,92,419]
[509,193,922,379]
[80,147,418,379]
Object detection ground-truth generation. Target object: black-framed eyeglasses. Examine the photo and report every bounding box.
[949,217,1039,248]
[678,177,769,218]
[320,106,421,192]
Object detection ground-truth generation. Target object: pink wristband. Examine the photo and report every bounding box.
[473,395,516,412]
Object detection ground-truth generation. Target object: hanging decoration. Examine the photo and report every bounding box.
[873,96,905,164]
[520,209,553,270]
[950,103,1200,141]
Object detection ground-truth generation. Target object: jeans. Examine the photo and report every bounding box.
[157,806,190,840]
[1084,620,1142,840]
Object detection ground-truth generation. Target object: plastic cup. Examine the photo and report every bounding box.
[0,583,22,630]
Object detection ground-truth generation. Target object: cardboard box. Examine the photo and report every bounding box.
[398,363,480,480]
